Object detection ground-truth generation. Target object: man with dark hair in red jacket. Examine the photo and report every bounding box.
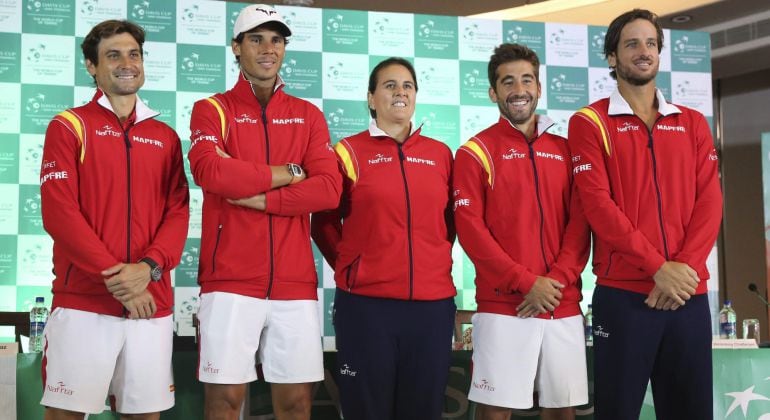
[40,19,189,419]
[568,9,722,420]
[454,43,590,420]
[188,4,341,419]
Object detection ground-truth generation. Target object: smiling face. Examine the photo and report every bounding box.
[489,59,541,127]
[233,25,286,88]
[368,64,417,126]
[86,32,145,97]
[608,18,660,86]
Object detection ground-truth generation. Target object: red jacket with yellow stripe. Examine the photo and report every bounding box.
[188,73,341,300]
[40,90,190,317]
[568,89,722,295]
[311,122,456,301]
[453,116,589,318]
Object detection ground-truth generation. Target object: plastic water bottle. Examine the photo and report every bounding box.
[584,304,593,345]
[719,300,737,339]
[29,297,49,353]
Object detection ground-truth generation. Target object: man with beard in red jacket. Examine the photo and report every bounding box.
[188,4,341,419]
[454,43,590,420]
[568,9,722,420]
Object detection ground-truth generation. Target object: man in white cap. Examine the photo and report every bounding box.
[188,4,341,419]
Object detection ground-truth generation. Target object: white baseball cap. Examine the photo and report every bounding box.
[233,4,292,39]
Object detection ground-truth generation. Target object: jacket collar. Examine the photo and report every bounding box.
[500,114,555,138]
[608,88,681,116]
[233,71,286,104]
[93,89,159,124]
[368,119,422,140]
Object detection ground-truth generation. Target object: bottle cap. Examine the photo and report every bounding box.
[35,296,44,303]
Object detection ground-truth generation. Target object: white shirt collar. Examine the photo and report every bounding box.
[501,114,555,137]
[96,90,159,123]
[608,88,681,116]
[368,119,420,138]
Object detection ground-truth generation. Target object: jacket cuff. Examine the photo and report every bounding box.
[264,189,281,214]
[515,270,538,295]
[642,253,667,277]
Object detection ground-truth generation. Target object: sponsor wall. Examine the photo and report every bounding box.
[0,0,714,349]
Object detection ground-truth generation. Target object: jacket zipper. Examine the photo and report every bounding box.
[396,143,415,300]
[212,224,223,272]
[526,142,550,272]
[527,141,554,319]
[121,126,132,264]
[262,107,275,298]
[645,119,670,259]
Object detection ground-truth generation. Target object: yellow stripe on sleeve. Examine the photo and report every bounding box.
[462,139,493,186]
[576,107,611,156]
[205,97,226,140]
[334,142,357,183]
[57,110,86,163]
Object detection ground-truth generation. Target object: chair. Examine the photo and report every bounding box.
[0,312,29,353]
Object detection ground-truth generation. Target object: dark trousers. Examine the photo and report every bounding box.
[333,288,456,420]
[592,285,713,420]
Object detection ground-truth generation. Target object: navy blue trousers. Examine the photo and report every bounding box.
[333,288,456,420]
[592,285,713,420]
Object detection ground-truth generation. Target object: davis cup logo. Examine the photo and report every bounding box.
[591,32,606,49]
[674,36,689,54]
[181,4,199,23]
[25,145,42,166]
[283,11,297,28]
[179,295,200,316]
[420,112,436,128]
[676,80,690,97]
[23,194,41,216]
[465,114,481,132]
[23,244,44,266]
[326,108,344,128]
[506,26,523,43]
[26,44,45,63]
[181,53,199,71]
[229,10,239,27]
[418,20,434,38]
[463,24,479,41]
[180,245,199,269]
[549,28,565,45]
[131,0,150,19]
[419,67,435,82]
[326,62,343,80]
[372,18,389,36]
[550,74,566,92]
[26,0,42,13]
[180,104,193,120]
[81,0,97,16]
[281,58,297,77]
[326,14,343,33]
[463,69,480,87]
[592,75,612,94]
[26,94,45,113]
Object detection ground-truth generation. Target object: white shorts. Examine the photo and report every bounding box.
[41,308,174,414]
[197,291,323,384]
[468,313,588,409]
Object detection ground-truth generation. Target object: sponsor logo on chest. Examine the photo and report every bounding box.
[368,153,393,165]
[272,117,305,125]
[95,124,121,137]
[617,122,641,133]
[502,148,526,160]
[235,113,258,124]
[133,135,164,149]
[656,124,686,133]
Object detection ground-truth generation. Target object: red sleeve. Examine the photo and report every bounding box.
[568,112,666,276]
[188,99,274,198]
[453,145,538,294]
[40,118,121,277]
[546,181,590,286]
[672,112,723,275]
[141,132,190,270]
[263,107,342,216]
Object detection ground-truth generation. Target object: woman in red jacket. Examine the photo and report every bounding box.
[312,57,456,420]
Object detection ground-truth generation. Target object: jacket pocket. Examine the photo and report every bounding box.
[603,251,615,277]
[63,264,73,286]
[211,224,223,273]
[344,255,361,291]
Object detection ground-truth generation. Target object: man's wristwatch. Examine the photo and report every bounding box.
[140,257,163,282]
[286,163,304,184]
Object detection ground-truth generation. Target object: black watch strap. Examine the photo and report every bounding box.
[140,257,163,282]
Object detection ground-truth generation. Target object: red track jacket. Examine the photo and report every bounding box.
[189,73,341,300]
[312,122,456,301]
[568,89,722,295]
[41,90,190,317]
[453,116,589,318]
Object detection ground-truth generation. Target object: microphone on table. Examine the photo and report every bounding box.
[748,283,770,307]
